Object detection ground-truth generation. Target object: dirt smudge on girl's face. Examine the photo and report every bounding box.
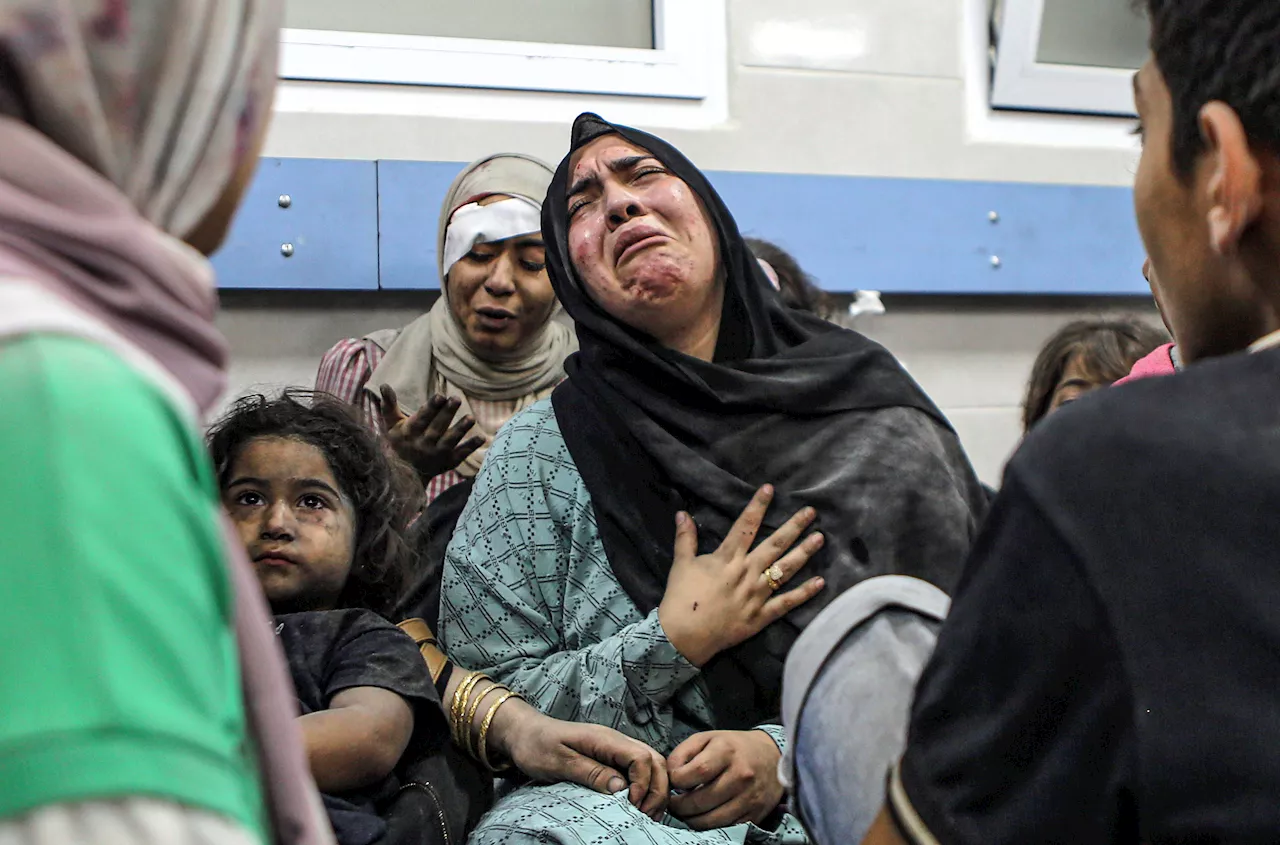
[223,436,357,614]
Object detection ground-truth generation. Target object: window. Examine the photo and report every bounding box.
[989,0,1147,116]
[279,0,720,100]
[285,0,654,49]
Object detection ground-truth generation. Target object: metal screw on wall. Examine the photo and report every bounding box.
[278,194,292,208]
[988,210,999,223]
[990,255,1002,268]
[281,243,295,258]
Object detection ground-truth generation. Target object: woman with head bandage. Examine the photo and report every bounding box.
[315,153,575,625]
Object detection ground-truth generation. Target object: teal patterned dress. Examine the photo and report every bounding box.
[439,400,809,845]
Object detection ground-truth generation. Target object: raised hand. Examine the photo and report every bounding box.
[658,485,825,668]
[378,384,484,483]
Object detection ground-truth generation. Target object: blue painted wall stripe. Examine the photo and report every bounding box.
[714,172,1146,296]
[211,157,1148,296]
[377,160,469,291]
[213,158,379,290]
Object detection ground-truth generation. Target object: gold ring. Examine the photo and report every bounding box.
[765,564,783,592]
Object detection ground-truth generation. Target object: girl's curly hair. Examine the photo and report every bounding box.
[207,390,413,618]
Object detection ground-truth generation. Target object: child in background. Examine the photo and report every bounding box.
[1021,318,1168,431]
[207,393,442,845]
[746,236,835,318]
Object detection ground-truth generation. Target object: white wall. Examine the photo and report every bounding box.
[219,0,1159,486]
[264,0,1142,184]
[286,0,655,48]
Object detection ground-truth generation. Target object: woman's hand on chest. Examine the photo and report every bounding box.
[657,485,826,668]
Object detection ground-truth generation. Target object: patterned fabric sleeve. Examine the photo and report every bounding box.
[439,402,702,752]
[757,723,787,755]
[314,337,386,433]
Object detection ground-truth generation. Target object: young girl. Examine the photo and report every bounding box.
[207,393,443,845]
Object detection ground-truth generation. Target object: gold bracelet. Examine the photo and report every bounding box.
[456,673,488,747]
[462,678,499,756]
[477,690,520,772]
[450,672,485,747]
[449,671,474,743]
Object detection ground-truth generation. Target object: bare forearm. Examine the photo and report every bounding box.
[440,661,671,817]
[298,709,396,792]
[439,661,466,718]
[484,694,539,761]
[431,630,590,774]
[298,690,414,793]
[439,663,517,757]
[439,659,577,777]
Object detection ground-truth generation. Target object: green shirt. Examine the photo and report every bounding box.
[0,333,264,840]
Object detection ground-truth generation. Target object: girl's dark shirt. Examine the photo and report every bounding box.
[276,609,443,845]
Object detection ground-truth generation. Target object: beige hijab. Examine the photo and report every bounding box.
[366,153,576,477]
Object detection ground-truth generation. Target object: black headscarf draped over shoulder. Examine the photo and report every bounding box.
[545,113,986,730]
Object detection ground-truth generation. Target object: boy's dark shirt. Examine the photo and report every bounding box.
[897,348,1280,844]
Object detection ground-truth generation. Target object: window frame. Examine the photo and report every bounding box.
[279,0,721,101]
[990,0,1139,117]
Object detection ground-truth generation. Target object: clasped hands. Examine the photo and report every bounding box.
[507,717,789,829]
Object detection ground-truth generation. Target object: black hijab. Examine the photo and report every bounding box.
[545,113,975,730]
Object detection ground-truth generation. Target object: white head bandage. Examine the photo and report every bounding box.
[442,196,542,274]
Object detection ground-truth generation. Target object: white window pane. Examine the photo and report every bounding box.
[285,0,655,49]
[1036,0,1147,70]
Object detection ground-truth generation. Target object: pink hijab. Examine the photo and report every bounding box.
[0,3,331,843]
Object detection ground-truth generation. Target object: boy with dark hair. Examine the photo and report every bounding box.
[847,1,1280,842]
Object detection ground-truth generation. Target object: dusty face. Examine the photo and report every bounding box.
[223,436,357,615]
[565,134,723,353]
[1132,59,1270,360]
